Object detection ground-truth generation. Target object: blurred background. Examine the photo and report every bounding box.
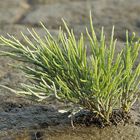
[0,0,140,93]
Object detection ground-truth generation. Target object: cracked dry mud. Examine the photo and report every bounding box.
[0,0,140,139]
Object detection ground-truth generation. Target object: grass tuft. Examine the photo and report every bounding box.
[0,15,139,124]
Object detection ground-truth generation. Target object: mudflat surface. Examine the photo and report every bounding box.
[0,0,140,139]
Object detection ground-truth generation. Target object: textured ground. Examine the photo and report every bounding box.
[0,0,140,139]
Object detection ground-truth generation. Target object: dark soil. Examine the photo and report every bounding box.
[0,95,139,140]
[74,109,131,128]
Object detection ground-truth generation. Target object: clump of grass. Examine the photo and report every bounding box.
[0,14,139,125]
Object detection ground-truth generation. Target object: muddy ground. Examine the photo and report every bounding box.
[0,0,140,139]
